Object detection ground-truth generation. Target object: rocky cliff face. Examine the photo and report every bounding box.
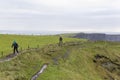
[74,33,120,41]
[106,35,120,41]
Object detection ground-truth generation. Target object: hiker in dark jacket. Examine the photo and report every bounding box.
[11,41,19,54]
[59,36,63,46]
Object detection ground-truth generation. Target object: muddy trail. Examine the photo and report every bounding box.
[31,63,48,80]
[52,49,71,65]
[0,48,40,62]
[31,41,78,80]
[30,47,71,80]
[93,54,120,80]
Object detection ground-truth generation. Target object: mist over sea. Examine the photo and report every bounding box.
[0,30,71,35]
[0,30,120,35]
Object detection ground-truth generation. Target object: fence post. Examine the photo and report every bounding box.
[37,45,39,48]
[28,45,30,49]
[1,51,3,57]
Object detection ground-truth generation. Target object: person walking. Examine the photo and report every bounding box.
[11,40,19,54]
[59,36,63,46]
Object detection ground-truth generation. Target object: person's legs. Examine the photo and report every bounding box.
[61,41,63,46]
[59,41,63,46]
[15,47,19,53]
[59,41,61,46]
[13,47,15,54]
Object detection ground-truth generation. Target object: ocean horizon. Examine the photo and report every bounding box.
[0,30,120,35]
[0,30,72,35]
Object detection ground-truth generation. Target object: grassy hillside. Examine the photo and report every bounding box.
[0,34,83,57]
[39,41,120,80]
[0,34,119,80]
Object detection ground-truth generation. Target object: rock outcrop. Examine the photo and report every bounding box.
[74,33,120,41]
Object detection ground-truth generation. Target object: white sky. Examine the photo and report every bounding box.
[0,0,120,32]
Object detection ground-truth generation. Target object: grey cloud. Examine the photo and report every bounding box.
[0,0,120,32]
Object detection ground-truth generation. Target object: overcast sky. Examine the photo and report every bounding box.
[0,0,120,32]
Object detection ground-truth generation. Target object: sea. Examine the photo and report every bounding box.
[0,30,120,35]
[0,30,72,35]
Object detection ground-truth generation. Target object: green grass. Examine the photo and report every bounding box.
[38,41,120,80]
[0,34,120,80]
[0,34,84,57]
[39,44,102,80]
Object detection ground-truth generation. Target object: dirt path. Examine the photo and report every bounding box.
[0,48,40,62]
[31,63,48,80]
[0,48,49,80]
[0,42,80,80]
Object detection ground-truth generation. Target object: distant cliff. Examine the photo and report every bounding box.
[73,33,120,41]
